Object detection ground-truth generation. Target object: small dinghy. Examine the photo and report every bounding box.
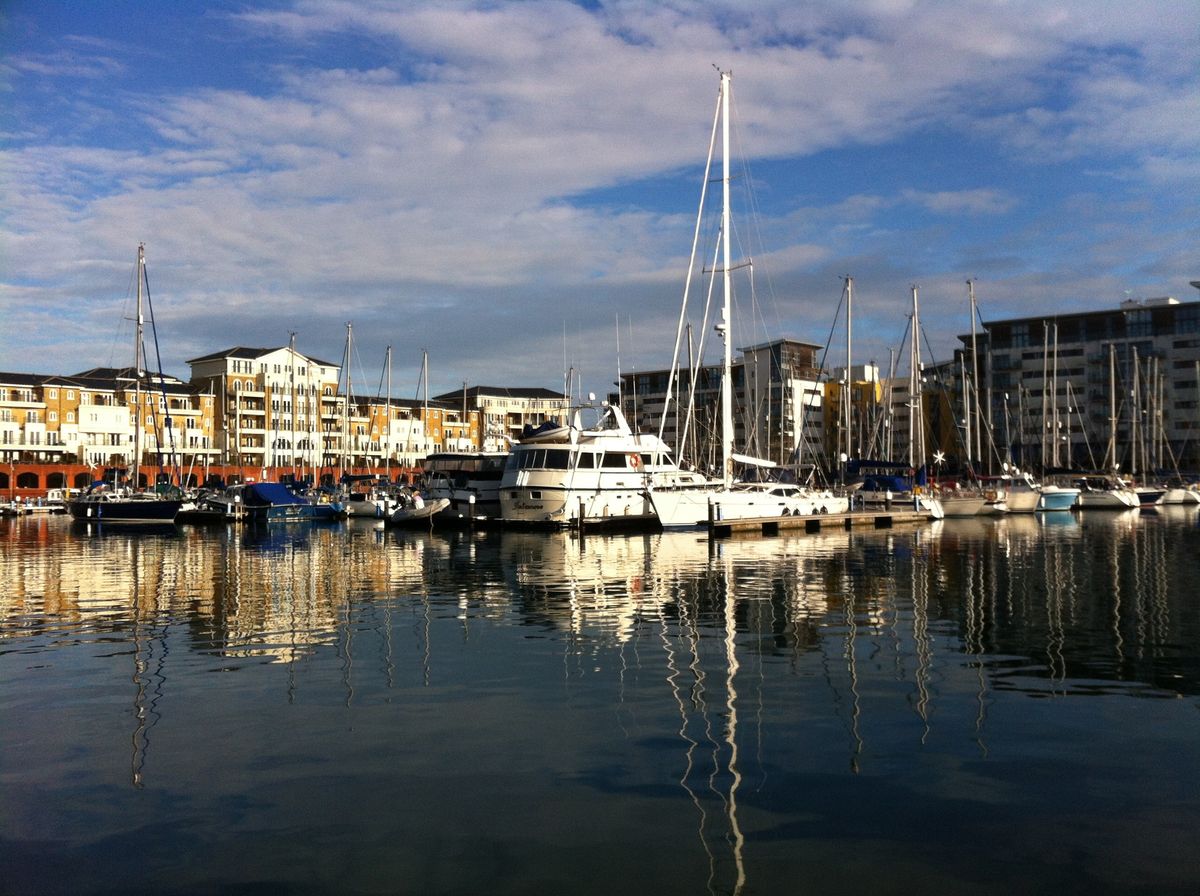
[386,494,450,527]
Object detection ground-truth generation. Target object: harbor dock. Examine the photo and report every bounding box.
[709,508,935,538]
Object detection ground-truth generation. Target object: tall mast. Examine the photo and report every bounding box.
[1040,322,1050,470]
[289,331,297,477]
[907,292,915,469]
[1155,358,1163,471]
[1107,343,1118,472]
[1051,322,1060,467]
[886,347,896,461]
[423,349,430,463]
[1131,345,1141,477]
[910,286,924,473]
[967,279,981,467]
[719,69,734,490]
[961,352,971,469]
[685,322,695,463]
[385,345,393,479]
[133,243,145,490]
[844,275,853,465]
[342,322,352,476]
[614,314,622,411]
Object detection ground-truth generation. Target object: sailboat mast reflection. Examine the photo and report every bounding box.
[719,549,748,895]
[129,536,170,789]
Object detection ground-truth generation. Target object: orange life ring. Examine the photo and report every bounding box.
[629,453,642,470]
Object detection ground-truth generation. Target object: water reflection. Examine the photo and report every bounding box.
[3,511,1198,698]
[1,509,1199,893]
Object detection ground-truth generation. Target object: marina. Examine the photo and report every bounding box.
[2,507,1199,894]
[4,8,1199,894]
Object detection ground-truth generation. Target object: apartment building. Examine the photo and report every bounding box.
[966,295,1200,473]
[616,338,829,475]
[187,345,349,470]
[188,345,488,472]
[433,386,568,452]
[0,369,215,468]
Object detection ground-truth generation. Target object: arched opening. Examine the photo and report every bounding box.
[0,472,8,489]
[47,472,66,488]
[74,472,93,488]
[16,472,39,489]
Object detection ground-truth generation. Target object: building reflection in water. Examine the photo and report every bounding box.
[3,511,1198,707]
[1,508,1198,891]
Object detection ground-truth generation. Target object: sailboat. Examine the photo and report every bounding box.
[1074,344,1139,510]
[69,245,185,525]
[648,71,849,528]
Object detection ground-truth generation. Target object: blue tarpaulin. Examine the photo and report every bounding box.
[242,482,307,506]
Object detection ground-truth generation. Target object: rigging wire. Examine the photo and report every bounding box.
[140,257,181,484]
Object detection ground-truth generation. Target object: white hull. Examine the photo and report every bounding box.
[1160,487,1200,505]
[503,483,657,527]
[650,485,850,529]
[1075,488,1139,509]
[939,494,987,517]
[499,403,708,528]
[1001,487,1039,513]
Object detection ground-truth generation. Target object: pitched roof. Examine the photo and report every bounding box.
[186,345,340,368]
[433,385,567,402]
[185,346,278,363]
[73,366,186,384]
[0,371,48,387]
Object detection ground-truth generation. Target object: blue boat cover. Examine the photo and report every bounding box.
[242,482,307,506]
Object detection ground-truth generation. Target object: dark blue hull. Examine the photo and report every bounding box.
[69,495,182,524]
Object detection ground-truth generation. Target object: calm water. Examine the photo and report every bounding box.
[2,509,1198,895]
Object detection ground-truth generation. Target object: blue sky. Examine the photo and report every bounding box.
[3,1,1197,397]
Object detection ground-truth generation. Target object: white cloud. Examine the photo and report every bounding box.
[2,1,1198,387]
[901,188,1018,216]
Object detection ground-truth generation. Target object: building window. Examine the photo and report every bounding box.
[48,389,58,399]
[49,411,58,422]
[1126,308,1152,338]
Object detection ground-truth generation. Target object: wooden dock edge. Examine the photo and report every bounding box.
[709,509,934,539]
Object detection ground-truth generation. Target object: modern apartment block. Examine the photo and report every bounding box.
[967,295,1200,474]
[615,338,829,476]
